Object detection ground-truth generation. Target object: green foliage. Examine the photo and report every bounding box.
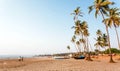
[104,48,120,54]
[67,45,70,50]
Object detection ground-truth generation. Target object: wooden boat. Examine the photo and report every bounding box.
[74,55,85,59]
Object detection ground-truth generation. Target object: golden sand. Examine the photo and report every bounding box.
[0,55,120,71]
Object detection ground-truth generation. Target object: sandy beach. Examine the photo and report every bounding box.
[0,55,120,71]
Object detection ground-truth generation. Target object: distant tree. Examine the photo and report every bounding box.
[104,48,120,54]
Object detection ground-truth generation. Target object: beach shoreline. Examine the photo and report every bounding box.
[0,55,120,71]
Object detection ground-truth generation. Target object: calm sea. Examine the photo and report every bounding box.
[0,55,33,59]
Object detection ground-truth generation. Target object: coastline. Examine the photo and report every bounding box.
[0,55,120,71]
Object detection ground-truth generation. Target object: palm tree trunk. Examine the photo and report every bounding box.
[105,26,114,62]
[114,25,120,50]
[88,40,93,51]
[86,37,93,61]
[74,43,79,53]
[86,37,89,52]
[81,34,86,52]
[77,45,81,53]
[100,10,114,63]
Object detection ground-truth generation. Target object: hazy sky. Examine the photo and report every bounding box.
[0,0,120,55]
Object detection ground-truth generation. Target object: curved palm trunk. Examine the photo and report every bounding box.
[98,46,101,52]
[100,10,114,63]
[81,33,86,52]
[74,43,79,53]
[88,40,93,51]
[86,37,89,52]
[85,37,92,61]
[114,26,120,50]
[106,26,114,62]
[77,44,81,53]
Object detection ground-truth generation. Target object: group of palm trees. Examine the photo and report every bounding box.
[94,30,108,52]
[69,0,120,63]
[70,7,92,61]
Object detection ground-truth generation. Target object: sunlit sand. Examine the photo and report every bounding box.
[0,55,120,71]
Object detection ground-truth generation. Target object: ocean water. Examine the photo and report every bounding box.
[0,55,33,59]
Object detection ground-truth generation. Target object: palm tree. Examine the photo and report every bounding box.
[71,7,83,53]
[67,45,70,50]
[95,29,108,56]
[102,34,108,50]
[94,36,103,51]
[95,30,108,52]
[103,8,120,50]
[71,7,83,22]
[89,0,114,63]
[96,29,102,36]
[83,28,92,61]
[81,22,89,52]
[95,30,103,51]
[89,0,114,18]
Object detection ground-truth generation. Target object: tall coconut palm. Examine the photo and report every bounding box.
[76,21,88,52]
[71,7,83,53]
[89,0,114,63]
[83,29,89,49]
[103,8,120,50]
[83,28,93,61]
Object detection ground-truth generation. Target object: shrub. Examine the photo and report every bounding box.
[104,48,120,54]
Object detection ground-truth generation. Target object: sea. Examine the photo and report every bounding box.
[0,55,33,59]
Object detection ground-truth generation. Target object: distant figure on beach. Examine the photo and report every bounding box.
[18,56,24,61]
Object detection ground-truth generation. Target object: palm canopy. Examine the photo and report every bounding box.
[94,34,108,47]
[94,36,103,47]
[96,29,102,36]
[102,34,108,46]
[95,29,108,48]
[71,7,83,21]
[72,20,88,35]
[103,8,120,27]
[71,35,76,43]
[83,29,89,37]
[88,0,114,18]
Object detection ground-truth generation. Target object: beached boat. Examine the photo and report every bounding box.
[53,56,69,59]
[74,55,85,59]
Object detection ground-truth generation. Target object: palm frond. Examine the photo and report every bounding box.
[88,5,94,14]
[95,9,99,18]
[101,8,108,16]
